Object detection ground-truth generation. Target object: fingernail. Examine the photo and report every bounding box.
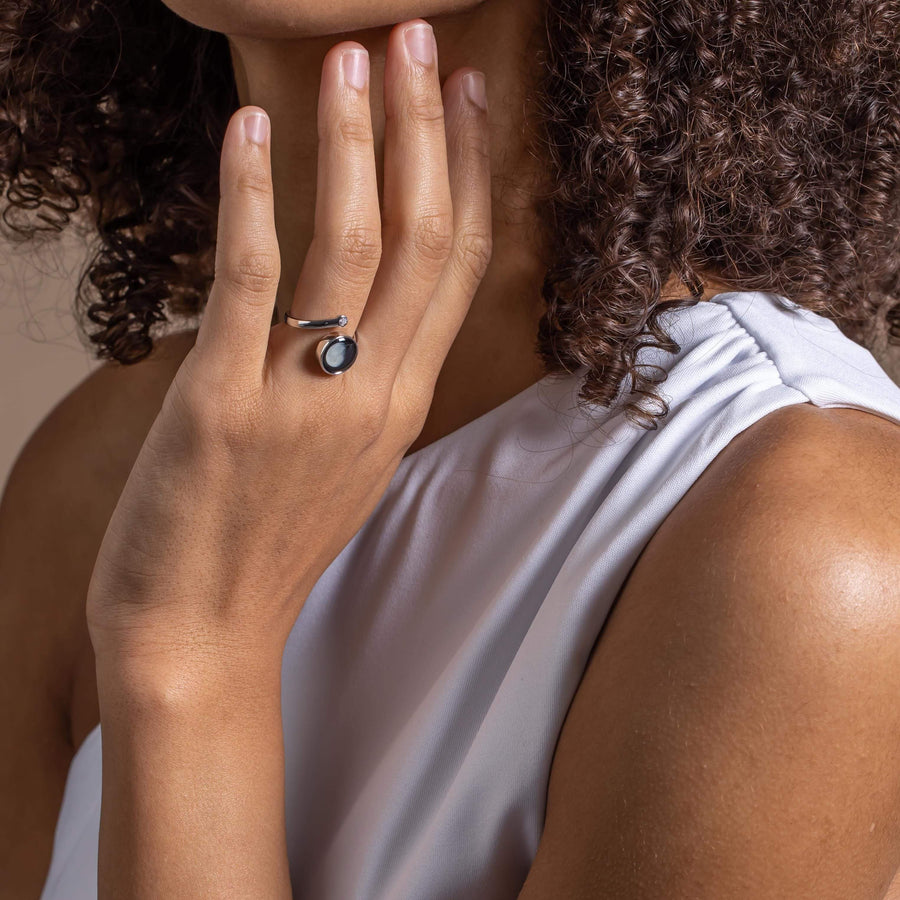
[342,49,369,91]
[243,112,269,145]
[462,72,487,112]
[404,22,435,66]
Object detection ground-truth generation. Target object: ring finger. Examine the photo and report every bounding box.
[270,42,381,381]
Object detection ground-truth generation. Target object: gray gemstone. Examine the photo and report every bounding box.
[324,337,357,373]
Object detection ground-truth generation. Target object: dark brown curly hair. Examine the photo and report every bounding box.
[1,0,898,429]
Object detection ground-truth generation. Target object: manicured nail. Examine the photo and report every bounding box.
[342,49,369,91]
[463,72,487,111]
[404,23,435,66]
[243,112,269,145]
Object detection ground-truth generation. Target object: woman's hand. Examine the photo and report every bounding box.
[85,19,492,676]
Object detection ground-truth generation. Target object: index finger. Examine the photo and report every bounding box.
[194,106,280,386]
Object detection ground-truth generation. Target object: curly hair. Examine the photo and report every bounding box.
[1,0,899,429]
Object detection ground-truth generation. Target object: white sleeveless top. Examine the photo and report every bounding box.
[41,291,900,899]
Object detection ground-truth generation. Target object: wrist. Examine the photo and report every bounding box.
[92,634,291,900]
[88,589,290,697]
[94,636,284,724]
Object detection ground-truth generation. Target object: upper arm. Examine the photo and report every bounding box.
[0,329,197,898]
[518,404,900,900]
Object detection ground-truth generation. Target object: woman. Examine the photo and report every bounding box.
[2,0,900,896]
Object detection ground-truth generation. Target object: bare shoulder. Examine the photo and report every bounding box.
[723,400,900,494]
[0,328,197,896]
[618,400,900,650]
[670,401,900,560]
[7,328,199,472]
[29,328,201,486]
[519,402,900,899]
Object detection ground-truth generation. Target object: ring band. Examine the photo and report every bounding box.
[283,310,359,375]
[284,313,349,329]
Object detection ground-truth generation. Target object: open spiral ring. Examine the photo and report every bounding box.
[283,311,359,375]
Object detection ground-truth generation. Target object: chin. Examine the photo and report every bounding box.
[161,0,488,37]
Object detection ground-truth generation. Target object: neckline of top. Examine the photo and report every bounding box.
[394,291,774,470]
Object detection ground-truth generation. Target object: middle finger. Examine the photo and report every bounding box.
[357,19,455,390]
[272,42,381,382]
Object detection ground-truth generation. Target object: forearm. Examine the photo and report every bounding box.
[94,649,292,899]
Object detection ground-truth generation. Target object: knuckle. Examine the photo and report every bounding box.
[399,402,428,445]
[464,126,491,167]
[222,249,280,296]
[404,211,454,264]
[234,165,273,200]
[354,396,389,447]
[168,364,264,449]
[215,398,265,448]
[166,371,211,437]
[392,380,432,441]
[215,391,269,449]
[329,224,383,278]
[405,90,447,126]
[453,229,493,281]
[331,114,373,150]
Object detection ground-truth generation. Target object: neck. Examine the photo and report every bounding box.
[226,0,550,330]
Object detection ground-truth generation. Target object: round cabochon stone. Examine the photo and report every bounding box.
[323,336,358,373]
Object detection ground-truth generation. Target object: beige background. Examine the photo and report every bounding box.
[2,233,899,499]
[0,231,104,495]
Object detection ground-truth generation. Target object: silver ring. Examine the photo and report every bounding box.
[284,311,359,375]
[284,313,349,329]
